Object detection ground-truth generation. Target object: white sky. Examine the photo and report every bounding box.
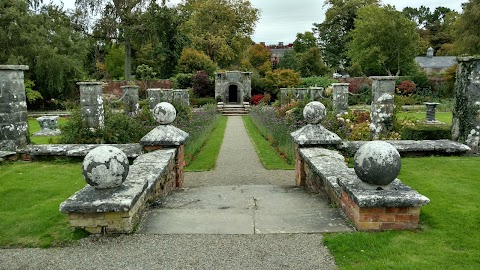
[51,0,463,44]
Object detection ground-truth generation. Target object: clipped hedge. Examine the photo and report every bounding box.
[190,97,217,107]
[401,124,451,140]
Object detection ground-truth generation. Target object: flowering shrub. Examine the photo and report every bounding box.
[252,94,264,105]
[396,80,416,96]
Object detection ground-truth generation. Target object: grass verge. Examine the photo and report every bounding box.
[397,112,452,125]
[0,161,88,248]
[324,156,480,269]
[243,116,294,170]
[185,116,227,171]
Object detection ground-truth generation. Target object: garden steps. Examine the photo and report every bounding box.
[217,103,250,115]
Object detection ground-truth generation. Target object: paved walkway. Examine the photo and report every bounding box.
[0,116,350,270]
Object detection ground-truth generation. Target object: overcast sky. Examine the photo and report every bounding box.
[52,0,463,44]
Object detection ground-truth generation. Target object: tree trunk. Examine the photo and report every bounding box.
[125,39,131,81]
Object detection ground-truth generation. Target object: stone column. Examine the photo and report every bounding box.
[452,57,480,149]
[78,82,104,129]
[0,65,29,151]
[121,85,139,115]
[369,76,398,139]
[332,83,350,115]
[424,102,440,122]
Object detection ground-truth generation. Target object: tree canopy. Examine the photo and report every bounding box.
[453,0,480,55]
[348,5,421,76]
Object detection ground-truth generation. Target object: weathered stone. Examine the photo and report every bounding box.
[140,125,189,146]
[424,102,441,123]
[279,87,325,106]
[354,141,401,186]
[78,82,104,129]
[452,57,480,149]
[153,102,176,124]
[34,116,61,136]
[303,101,326,124]
[291,124,342,146]
[121,85,139,116]
[22,144,143,158]
[332,83,349,115]
[215,71,252,104]
[0,65,30,151]
[343,140,471,155]
[82,146,129,189]
[369,76,398,139]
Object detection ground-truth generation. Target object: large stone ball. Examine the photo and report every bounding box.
[153,102,176,124]
[303,101,326,124]
[354,141,401,186]
[82,146,129,189]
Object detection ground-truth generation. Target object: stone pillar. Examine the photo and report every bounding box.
[121,85,139,115]
[78,82,104,129]
[369,76,398,139]
[140,102,189,188]
[424,102,440,122]
[332,83,350,115]
[0,65,30,151]
[452,57,480,149]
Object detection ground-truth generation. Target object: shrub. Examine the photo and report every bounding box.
[173,73,193,89]
[396,80,416,96]
[401,124,451,140]
[348,85,371,106]
[177,48,217,76]
[262,69,301,98]
[192,71,214,97]
[252,94,264,105]
[190,97,217,107]
[300,76,337,88]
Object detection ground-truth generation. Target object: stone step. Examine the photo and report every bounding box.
[138,185,352,235]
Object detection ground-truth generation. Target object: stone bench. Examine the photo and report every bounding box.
[60,149,177,234]
[343,140,471,156]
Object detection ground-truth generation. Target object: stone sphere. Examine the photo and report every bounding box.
[303,101,326,124]
[153,102,176,124]
[82,146,129,189]
[354,141,401,186]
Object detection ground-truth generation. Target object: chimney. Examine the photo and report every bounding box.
[427,47,434,58]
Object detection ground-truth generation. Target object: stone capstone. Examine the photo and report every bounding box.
[291,124,342,146]
[343,140,471,155]
[82,146,129,189]
[303,101,326,124]
[354,141,401,186]
[140,125,189,146]
[21,144,143,158]
[153,102,176,124]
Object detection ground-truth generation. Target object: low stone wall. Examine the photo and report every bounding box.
[343,140,471,156]
[297,147,430,231]
[60,149,177,234]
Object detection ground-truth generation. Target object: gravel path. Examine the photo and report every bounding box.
[0,116,339,270]
[185,116,295,186]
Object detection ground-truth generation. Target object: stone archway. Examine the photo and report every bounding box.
[228,84,239,103]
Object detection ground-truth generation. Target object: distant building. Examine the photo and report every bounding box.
[261,42,294,66]
[414,47,456,75]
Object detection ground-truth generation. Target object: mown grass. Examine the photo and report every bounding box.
[28,117,68,144]
[185,116,227,171]
[397,111,452,125]
[0,161,88,248]
[243,116,294,170]
[324,156,480,270]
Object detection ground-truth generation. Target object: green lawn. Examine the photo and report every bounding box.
[28,117,68,144]
[243,116,294,170]
[0,161,88,247]
[185,116,228,171]
[397,111,453,125]
[324,156,480,270]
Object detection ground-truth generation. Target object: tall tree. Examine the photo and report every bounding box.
[179,0,259,68]
[298,47,330,77]
[75,0,147,80]
[293,31,317,53]
[453,0,480,55]
[348,5,421,76]
[313,0,380,70]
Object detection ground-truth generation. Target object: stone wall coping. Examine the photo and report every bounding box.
[338,177,431,208]
[121,85,139,89]
[60,149,175,213]
[457,56,480,62]
[291,125,342,146]
[21,144,143,158]
[140,125,189,146]
[369,76,399,80]
[331,83,350,86]
[0,65,29,70]
[343,140,471,154]
[77,82,103,85]
[0,151,16,158]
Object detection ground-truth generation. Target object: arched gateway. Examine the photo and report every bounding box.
[215,71,252,104]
